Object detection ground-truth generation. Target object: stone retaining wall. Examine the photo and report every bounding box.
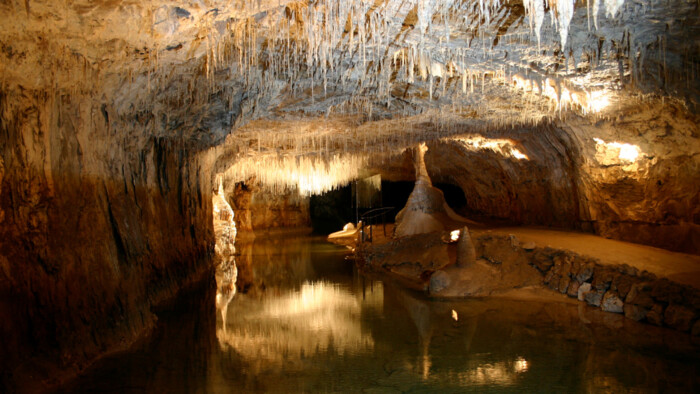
[476,234,700,337]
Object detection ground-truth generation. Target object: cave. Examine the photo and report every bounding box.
[1,0,700,392]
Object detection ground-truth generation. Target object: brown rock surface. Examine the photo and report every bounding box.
[0,91,216,392]
[0,0,699,390]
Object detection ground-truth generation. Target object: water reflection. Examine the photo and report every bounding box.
[215,261,237,330]
[213,178,238,329]
[218,237,700,392]
[59,237,700,393]
[218,280,381,364]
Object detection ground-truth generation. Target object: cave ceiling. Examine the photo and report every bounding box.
[1,0,698,192]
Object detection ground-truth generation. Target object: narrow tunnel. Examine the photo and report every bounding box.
[1,0,700,392]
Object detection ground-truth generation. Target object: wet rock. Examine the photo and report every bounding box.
[570,257,582,278]
[591,267,615,291]
[611,275,635,299]
[624,303,648,321]
[578,282,592,301]
[429,270,451,294]
[558,276,571,294]
[686,289,700,310]
[363,232,452,286]
[575,261,595,283]
[650,278,684,304]
[617,264,639,277]
[625,283,655,308]
[551,254,573,277]
[584,289,605,307]
[639,270,658,282]
[663,304,696,332]
[601,291,624,313]
[646,304,666,326]
[532,250,554,272]
[567,280,580,298]
[544,269,558,286]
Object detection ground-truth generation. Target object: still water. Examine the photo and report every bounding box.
[60,236,699,393]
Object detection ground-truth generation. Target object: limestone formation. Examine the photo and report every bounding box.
[456,227,477,268]
[394,144,473,238]
[1,0,699,390]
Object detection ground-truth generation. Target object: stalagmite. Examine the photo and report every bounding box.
[455,226,477,268]
[394,143,473,238]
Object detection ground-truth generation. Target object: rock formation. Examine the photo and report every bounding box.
[0,0,698,390]
[394,144,473,238]
[213,179,238,327]
[456,227,477,268]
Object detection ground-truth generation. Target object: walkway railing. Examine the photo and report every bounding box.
[359,207,394,244]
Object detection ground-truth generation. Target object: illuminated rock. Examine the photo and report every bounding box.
[394,144,472,238]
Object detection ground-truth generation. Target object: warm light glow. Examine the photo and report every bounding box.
[509,73,611,115]
[218,280,383,362]
[450,230,461,242]
[225,153,369,196]
[513,357,529,373]
[451,309,459,321]
[511,148,528,160]
[456,136,529,160]
[593,138,641,163]
[618,144,639,162]
[588,90,610,113]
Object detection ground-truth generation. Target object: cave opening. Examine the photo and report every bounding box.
[433,182,468,217]
[309,184,353,235]
[308,179,462,236]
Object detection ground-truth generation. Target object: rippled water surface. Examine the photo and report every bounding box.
[60,236,700,393]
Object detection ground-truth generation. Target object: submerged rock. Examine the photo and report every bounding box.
[601,291,624,313]
[577,282,592,301]
[584,289,605,307]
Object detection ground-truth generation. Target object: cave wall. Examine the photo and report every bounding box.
[226,182,310,235]
[425,126,579,227]
[421,100,699,254]
[567,102,700,255]
[0,88,216,391]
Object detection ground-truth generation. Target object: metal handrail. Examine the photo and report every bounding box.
[359,206,395,243]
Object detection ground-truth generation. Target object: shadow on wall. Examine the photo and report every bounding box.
[433,182,468,217]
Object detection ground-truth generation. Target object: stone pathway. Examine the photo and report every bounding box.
[482,227,700,290]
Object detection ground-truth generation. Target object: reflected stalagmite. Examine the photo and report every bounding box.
[213,178,238,328]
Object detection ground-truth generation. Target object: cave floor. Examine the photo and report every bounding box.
[361,224,700,289]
